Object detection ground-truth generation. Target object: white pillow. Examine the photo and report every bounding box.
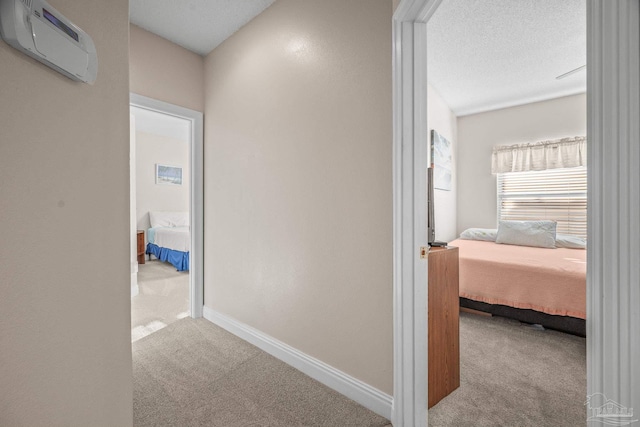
[496,220,557,249]
[556,234,586,249]
[149,211,189,228]
[459,228,498,242]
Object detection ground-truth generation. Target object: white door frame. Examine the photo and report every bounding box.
[391,1,640,426]
[129,93,205,318]
[130,114,139,297]
[586,0,640,420]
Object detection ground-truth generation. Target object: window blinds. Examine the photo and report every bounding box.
[497,167,587,238]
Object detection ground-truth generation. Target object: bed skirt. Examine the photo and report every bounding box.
[146,243,189,272]
[460,297,585,337]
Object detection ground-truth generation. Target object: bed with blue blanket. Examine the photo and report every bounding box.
[145,212,190,271]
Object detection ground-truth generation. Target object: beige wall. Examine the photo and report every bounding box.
[204,0,394,394]
[457,93,587,233]
[130,24,204,112]
[0,0,132,425]
[136,132,190,231]
[428,84,458,242]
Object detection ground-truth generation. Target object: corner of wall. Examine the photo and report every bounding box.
[427,84,459,242]
[129,24,205,112]
[455,94,587,234]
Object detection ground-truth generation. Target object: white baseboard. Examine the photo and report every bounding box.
[131,284,139,298]
[203,307,393,420]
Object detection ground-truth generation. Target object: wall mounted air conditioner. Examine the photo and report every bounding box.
[0,0,97,83]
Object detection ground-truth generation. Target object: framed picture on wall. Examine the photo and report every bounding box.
[156,164,183,185]
[431,130,452,191]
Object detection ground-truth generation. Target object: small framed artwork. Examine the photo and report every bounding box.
[431,130,452,191]
[156,164,183,185]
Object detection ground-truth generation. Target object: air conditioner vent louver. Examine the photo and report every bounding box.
[20,0,32,9]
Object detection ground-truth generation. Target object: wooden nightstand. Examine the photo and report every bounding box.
[136,230,145,264]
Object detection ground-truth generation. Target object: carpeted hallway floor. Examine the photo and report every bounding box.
[133,318,390,427]
[132,311,585,426]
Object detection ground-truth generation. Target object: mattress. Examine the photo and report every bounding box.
[450,239,586,319]
[147,226,190,253]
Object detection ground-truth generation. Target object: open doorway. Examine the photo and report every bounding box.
[131,106,191,341]
[423,1,587,425]
[393,0,639,426]
[129,94,204,342]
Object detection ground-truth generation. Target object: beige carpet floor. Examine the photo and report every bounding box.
[132,309,585,426]
[429,312,586,426]
[133,318,391,427]
[131,259,189,342]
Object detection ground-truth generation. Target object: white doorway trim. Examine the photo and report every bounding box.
[392,1,441,425]
[586,0,640,418]
[391,0,640,426]
[130,93,204,318]
[130,113,139,298]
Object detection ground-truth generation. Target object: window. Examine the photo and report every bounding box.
[497,167,587,238]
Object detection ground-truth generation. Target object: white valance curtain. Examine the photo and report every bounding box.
[491,136,587,174]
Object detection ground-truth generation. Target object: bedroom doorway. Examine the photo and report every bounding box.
[129,94,204,342]
[394,0,639,426]
[423,0,588,425]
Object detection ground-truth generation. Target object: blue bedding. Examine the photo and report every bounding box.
[146,243,189,272]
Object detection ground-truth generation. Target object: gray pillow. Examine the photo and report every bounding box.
[459,228,498,242]
[556,234,586,249]
[496,220,557,249]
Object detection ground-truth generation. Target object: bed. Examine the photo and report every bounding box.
[450,234,586,336]
[145,211,190,272]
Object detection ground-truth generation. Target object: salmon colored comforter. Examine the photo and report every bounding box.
[450,239,586,319]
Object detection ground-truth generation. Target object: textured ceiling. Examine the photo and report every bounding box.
[129,0,276,56]
[130,0,585,114]
[427,0,586,116]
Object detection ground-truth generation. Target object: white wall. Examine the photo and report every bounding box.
[456,93,587,234]
[129,24,204,112]
[428,84,458,242]
[135,131,190,232]
[204,0,394,394]
[0,0,132,424]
